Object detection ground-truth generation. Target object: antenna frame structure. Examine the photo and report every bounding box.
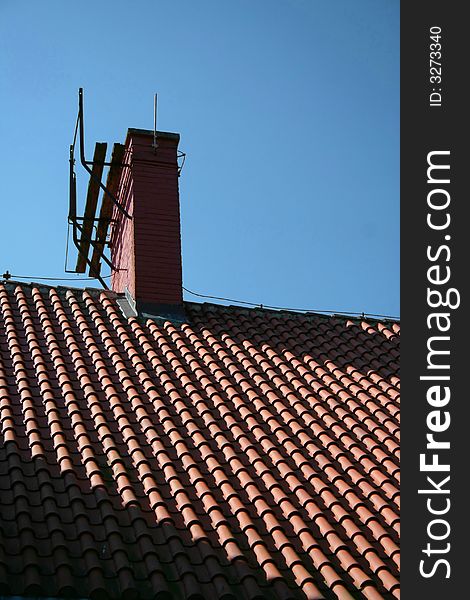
[67,88,131,289]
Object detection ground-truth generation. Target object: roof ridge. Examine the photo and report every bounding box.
[185,299,400,324]
[1,280,400,324]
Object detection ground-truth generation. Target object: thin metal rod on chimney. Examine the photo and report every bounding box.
[153,93,158,150]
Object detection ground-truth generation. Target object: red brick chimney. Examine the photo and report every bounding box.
[111,128,184,318]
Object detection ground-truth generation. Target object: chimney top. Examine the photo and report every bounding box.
[126,128,180,142]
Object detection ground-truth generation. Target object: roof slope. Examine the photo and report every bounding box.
[0,282,400,600]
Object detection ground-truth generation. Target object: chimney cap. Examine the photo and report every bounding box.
[126,128,180,142]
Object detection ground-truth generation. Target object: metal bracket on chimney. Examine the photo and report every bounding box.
[66,88,132,288]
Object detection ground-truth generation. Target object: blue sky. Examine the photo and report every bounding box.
[0,0,399,317]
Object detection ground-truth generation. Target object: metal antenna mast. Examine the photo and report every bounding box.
[153,93,158,151]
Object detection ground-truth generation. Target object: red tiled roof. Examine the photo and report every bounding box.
[0,282,400,600]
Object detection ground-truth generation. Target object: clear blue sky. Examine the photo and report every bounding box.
[0,0,399,317]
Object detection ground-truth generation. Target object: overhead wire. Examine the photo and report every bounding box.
[182,286,399,320]
[4,273,112,282]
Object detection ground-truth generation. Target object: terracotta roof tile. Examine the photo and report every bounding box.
[0,282,400,599]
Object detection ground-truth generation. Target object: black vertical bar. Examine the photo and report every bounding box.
[401,3,467,598]
[76,88,131,219]
[69,145,77,221]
